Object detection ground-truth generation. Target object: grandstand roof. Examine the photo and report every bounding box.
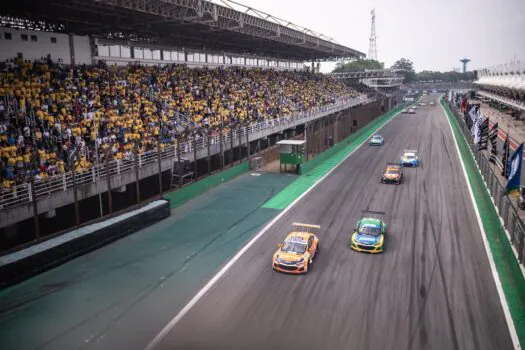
[1,0,365,61]
[329,69,406,79]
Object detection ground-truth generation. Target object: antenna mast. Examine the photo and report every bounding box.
[368,9,378,61]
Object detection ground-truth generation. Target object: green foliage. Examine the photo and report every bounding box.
[392,58,416,82]
[414,70,475,82]
[392,58,474,83]
[333,59,383,73]
[392,58,415,72]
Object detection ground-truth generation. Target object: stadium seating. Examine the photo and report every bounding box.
[0,58,364,191]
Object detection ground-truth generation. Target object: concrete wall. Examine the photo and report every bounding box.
[0,200,170,288]
[0,27,91,65]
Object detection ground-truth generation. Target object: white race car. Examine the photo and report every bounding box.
[400,150,419,167]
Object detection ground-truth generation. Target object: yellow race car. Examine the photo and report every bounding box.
[350,210,387,254]
[272,223,320,274]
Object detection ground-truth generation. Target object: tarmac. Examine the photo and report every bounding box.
[151,95,514,350]
[0,172,296,350]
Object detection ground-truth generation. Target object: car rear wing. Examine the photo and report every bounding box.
[361,210,386,217]
[386,162,400,167]
[292,223,321,232]
[403,149,418,154]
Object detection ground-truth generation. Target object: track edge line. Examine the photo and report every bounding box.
[440,97,521,350]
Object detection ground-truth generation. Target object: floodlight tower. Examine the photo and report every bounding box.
[460,58,471,73]
[368,9,378,61]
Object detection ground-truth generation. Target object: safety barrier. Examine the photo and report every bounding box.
[448,101,525,265]
[0,96,373,211]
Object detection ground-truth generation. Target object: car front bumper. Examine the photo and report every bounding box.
[401,161,417,167]
[381,177,401,184]
[350,242,383,254]
[272,262,307,274]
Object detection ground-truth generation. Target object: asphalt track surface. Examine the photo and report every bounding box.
[151,95,514,350]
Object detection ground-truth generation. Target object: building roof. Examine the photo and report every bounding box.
[1,0,365,61]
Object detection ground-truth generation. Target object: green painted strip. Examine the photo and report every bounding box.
[263,106,404,210]
[164,161,249,208]
[441,100,525,346]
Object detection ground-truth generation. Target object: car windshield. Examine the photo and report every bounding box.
[281,241,307,254]
[373,136,381,139]
[358,224,381,236]
[386,168,399,175]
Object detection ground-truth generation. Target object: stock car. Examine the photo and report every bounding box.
[272,223,320,274]
[381,163,403,184]
[400,150,419,167]
[369,134,384,146]
[350,211,387,254]
[430,101,436,106]
[402,108,409,114]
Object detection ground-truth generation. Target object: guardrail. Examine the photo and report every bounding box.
[0,96,372,210]
[476,90,525,112]
[450,102,525,265]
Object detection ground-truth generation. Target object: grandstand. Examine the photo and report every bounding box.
[474,61,525,114]
[329,69,405,97]
[0,0,398,251]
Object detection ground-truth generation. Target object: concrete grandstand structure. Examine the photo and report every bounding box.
[329,68,405,95]
[0,0,403,251]
[474,61,525,115]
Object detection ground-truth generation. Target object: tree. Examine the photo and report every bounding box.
[392,58,415,72]
[333,59,383,73]
[412,70,475,82]
[392,58,416,82]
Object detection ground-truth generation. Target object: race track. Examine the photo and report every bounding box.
[150,95,514,350]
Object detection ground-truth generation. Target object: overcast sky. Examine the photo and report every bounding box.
[222,0,525,73]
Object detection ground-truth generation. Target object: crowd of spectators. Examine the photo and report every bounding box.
[0,57,365,191]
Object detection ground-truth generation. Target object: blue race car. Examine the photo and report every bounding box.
[369,134,384,146]
[400,150,419,167]
[350,210,387,254]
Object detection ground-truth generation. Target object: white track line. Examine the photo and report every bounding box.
[144,106,407,350]
[440,99,521,349]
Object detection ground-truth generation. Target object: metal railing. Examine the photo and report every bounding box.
[0,96,372,210]
[476,90,525,112]
[450,102,525,265]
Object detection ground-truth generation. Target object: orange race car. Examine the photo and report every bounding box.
[381,163,404,185]
[272,223,320,274]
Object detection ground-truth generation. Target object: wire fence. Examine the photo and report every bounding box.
[0,96,372,210]
[450,102,525,265]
